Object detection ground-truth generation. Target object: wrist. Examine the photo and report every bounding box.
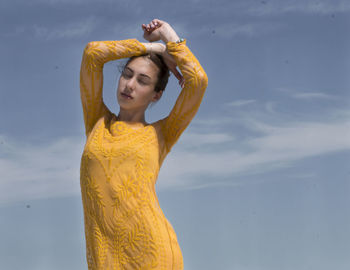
[152,43,165,54]
[159,27,179,43]
[142,42,165,54]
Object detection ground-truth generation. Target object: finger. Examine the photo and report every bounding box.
[179,76,184,84]
[147,26,155,33]
[153,19,163,26]
[179,77,185,88]
[142,25,148,33]
[172,68,183,81]
[148,23,156,31]
[152,19,160,27]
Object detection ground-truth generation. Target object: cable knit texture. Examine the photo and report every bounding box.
[79,39,208,270]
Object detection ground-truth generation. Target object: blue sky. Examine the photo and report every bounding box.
[0,0,350,269]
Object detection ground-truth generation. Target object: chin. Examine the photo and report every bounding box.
[117,100,134,110]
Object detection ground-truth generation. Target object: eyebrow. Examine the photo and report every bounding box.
[125,67,152,80]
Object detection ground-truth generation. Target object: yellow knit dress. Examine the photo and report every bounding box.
[79,39,208,270]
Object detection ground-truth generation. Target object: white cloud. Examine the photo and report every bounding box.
[0,135,84,205]
[33,17,97,40]
[195,116,234,126]
[276,87,338,100]
[199,21,283,39]
[34,0,116,3]
[157,115,350,189]
[1,108,349,204]
[264,101,276,113]
[246,0,350,16]
[179,132,235,146]
[226,99,256,107]
[293,92,336,100]
[184,0,350,24]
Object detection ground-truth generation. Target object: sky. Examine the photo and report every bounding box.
[0,0,350,269]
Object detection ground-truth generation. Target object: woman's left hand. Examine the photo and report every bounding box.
[142,19,184,88]
[142,19,162,42]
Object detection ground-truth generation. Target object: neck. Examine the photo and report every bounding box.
[117,108,147,124]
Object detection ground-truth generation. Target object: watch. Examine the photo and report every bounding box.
[176,38,185,43]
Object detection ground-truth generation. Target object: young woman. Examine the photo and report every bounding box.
[79,19,208,269]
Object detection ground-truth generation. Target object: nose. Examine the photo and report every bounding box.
[126,76,136,91]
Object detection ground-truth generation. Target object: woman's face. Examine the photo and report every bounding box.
[117,56,162,112]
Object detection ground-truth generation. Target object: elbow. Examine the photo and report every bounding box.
[198,70,208,90]
[188,71,207,92]
[83,41,98,56]
[82,42,103,70]
[203,71,208,88]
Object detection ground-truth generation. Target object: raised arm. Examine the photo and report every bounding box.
[142,19,208,153]
[160,40,208,152]
[80,39,147,136]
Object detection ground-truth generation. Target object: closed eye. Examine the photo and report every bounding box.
[122,70,132,78]
[123,67,152,85]
[138,78,150,85]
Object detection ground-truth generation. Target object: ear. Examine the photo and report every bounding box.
[152,90,163,101]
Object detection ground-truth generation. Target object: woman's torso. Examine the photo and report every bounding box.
[80,113,183,270]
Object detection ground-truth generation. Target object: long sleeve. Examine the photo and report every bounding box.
[80,39,147,137]
[159,40,208,153]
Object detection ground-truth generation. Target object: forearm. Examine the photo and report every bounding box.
[83,39,147,69]
[166,41,207,83]
[141,42,166,55]
[160,27,180,43]
[160,42,208,152]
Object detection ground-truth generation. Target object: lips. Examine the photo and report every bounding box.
[121,92,133,99]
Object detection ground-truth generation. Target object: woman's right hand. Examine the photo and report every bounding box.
[161,49,185,88]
